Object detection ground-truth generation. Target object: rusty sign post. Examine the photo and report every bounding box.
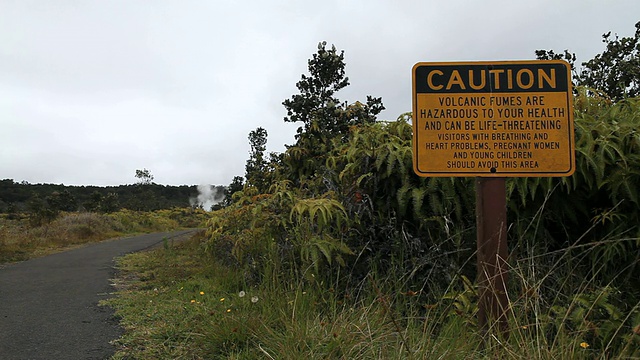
[475,176,509,336]
[411,60,574,337]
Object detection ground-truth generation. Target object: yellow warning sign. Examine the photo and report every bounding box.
[412,60,575,177]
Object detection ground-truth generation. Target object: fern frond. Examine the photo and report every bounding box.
[411,187,427,218]
[396,184,411,217]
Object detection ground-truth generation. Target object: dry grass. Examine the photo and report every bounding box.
[0,213,123,263]
[0,209,204,264]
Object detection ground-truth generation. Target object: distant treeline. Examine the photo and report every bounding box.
[0,179,224,214]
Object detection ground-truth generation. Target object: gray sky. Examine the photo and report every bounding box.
[1,0,638,186]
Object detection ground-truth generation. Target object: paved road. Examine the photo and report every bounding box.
[0,230,196,360]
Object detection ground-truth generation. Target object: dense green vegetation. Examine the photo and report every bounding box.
[195,94,639,357]
[0,178,225,216]
[102,24,640,358]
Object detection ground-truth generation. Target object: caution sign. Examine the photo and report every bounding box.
[412,60,575,177]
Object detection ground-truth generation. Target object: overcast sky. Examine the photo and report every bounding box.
[1,1,638,186]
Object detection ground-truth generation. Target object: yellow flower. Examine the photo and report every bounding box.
[220,298,225,302]
[580,342,589,349]
[190,299,196,303]
[226,308,232,313]
[200,291,205,295]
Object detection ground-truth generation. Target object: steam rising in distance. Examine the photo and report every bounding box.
[190,184,225,211]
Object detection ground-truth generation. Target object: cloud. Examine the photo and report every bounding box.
[1,0,639,186]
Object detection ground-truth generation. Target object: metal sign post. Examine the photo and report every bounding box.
[411,60,574,338]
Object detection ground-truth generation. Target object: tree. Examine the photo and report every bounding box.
[27,193,58,226]
[283,42,384,138]
[245,127,270,193]
[46,190,77,212]
[283,42,350,135]
[282,42,384,182]
[101,193,120,213]
[578,22,640,100]
[536,21,640,101]
[222,176,244,207]
[534,49,577,70]
[135,168,154,185]
[6,202,19,220]
[84,191,103,212]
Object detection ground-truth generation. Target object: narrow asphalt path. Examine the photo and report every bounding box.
[0,230,196,360]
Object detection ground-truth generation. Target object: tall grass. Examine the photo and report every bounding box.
[1,212,119,262]
[105,227,640,359]
[0,208,208,263]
